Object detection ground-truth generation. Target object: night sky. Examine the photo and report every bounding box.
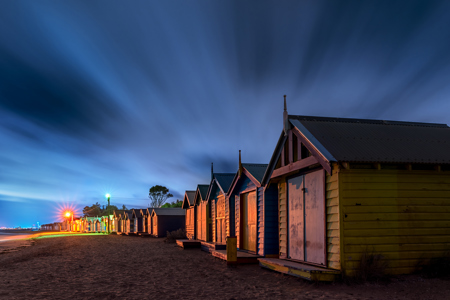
[1,1,450,227]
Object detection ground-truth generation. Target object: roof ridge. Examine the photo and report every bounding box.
[289,115,448,128]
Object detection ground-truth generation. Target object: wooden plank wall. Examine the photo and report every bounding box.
[201,202,208,241]
[341,168,450,275]
[225,195,229,238]
[264,184,280,256]
[327,163,341,270]
[227,194,235,238]
[185,207,195,239]
[235,195,240,248]
[278,179,287,259]
[257,187,265,256]
[211,198,216,242]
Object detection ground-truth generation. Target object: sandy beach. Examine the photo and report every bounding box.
[0,234,449,300]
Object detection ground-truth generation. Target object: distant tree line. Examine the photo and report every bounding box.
[161,199,182,208]
[82,203,128,217]
[82,185,178,216]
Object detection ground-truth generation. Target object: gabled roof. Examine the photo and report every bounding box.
[242,163,268,184]
[151,208,185,216]
[262,115,450,184]
[198,185,209,200]
[182,190,196,209]
[215,173,235,193]
[114,210,125,218]
[132,209,143,218]
[227,163,268,196]
[206,173,235,201]
[142,208,155,216]
[194,184,210,205]
[289,115,450,163]
[122,210,133,219]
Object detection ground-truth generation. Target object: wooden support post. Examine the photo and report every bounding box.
[407,164,412,171]
[226,236,237,265]
[436,165,442,172]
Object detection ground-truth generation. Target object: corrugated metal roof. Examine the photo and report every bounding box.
[185,191,196,206]
[215,173,235,194]
[197,184,209,200]
[152,208,185,216]
[290,115,450,163]
[242,163,268,184]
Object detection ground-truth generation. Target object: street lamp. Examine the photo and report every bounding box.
[105,193,111,233]
[64,211,73,231]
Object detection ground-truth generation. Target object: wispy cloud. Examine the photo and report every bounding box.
[1,1,450,226]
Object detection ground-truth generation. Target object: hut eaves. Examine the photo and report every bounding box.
[262,115,450,185]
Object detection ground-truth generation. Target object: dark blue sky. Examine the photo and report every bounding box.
[1,1,450,227]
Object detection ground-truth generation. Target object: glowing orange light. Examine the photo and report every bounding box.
[55,203,80,222]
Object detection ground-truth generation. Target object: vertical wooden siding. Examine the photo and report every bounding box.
[326,164,341,270]
[257,187,264,256]
[278,179,287,259]
[235,195,240,248]
[211,198,216,242]
[227,194,235,238]
[225,194,229,238]
[185,208,195,239]
[341,169,450,275]
[264,184,280,256]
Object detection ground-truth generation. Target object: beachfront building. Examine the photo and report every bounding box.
[206,173,235,244]
[40,222,61,231]
[100,215,114,233]
[142,208,158,236]
[140,209,149,234]
[113,210,125,234]
[122,210,135,235]
[71,218,81,232]
[150,208,185,237]
[145,208,154,235]
[94,218,102,232]
[226,152,278,257]
[86,218,95,232]
[132,209,145,235]
[194,184,211,242]
[258,101,450,280]
[182,190,197,239]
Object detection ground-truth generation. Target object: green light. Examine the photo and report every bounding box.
[105,193,111,198]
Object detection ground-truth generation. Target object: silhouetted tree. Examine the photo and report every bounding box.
[83,203,102,217]
[101,205,119,216]
[83,203,120,217]
[148,185,173,207]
